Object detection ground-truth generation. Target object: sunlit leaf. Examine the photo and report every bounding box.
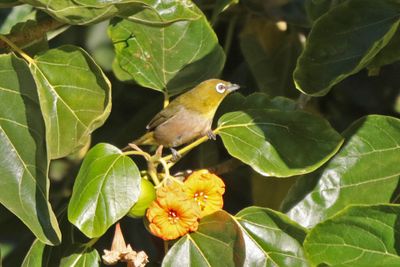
[162,211,239,266]
[60,244,100,267]
[0,54,61,245]
[294,0,400,96]
[217,109,343,177]
[369,26,400,69]
[163,208,309,266]
[109,8,225,96]
[283,115,400,228]
[29,45,111,159]
[68,143,140,238]
[305,205,400,266]
[235,207,309,266]
[21,240,47,267]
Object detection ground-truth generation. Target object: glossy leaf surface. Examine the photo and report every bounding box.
[163,208,309,266]
[109,9,225,96]
[294,0,400,96]
[68,143,140,238]
[217,109,343,177]
[0,54,60,245]
[305,205,400,266]
[283,115,400,228]
[30,45,111,159]
[235,207,309,266]
[59,244,100,267]
[21,240,47,267]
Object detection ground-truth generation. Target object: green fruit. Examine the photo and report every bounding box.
[127,178,156,218]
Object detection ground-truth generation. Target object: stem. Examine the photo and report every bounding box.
[162,128,220,163]
[86,237,100,248]
[147,161,161,186]
[123,150,151,161]
[0,35,34,64]
[296,93,311,110]
[163,92,170,108]
[164,240,169,255]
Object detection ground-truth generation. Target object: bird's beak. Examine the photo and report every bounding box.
[227,83,240,92]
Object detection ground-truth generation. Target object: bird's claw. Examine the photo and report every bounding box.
[170,148,181,162]
[206,130,217,140]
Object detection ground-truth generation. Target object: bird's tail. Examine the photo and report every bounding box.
[122,132,157,151]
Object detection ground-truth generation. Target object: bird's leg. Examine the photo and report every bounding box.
[206,129,216,140]
[170,148,181,162]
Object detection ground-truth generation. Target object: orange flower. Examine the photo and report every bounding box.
[184,170,225,218]
[146,183,200,240]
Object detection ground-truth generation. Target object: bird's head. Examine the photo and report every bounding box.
[180,79,240,114]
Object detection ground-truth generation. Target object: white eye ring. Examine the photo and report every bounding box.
[215,83,226,94]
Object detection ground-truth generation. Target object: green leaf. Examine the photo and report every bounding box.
[21,240,47,267]
[120,0,202,24]
[68,143,141,238]
[20,0,119,25]
[217,109,343,177]
[304,204,400,266]
[60,244,100,267]
[0,5,36,34]
[305,0,345,23]
[283,115,400,228]
[369,26,400,69]
[29,45,111,159]
[294,0,400,96]
[109,9,225,96]
[0,54,61,245]
[240,18,302,97]
[235,207,309,266]
[163,208,309,266]
[163,211,239,266]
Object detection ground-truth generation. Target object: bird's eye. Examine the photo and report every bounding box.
[215,83,226,94]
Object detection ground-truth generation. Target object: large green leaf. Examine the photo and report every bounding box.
[234,207,309,266]
[120,0,201,24]
[29,45,111,159]
[0,54,60,245]
[369,26,400,69]
[68,143,141,238]
[20,0,119,25]
[163,208,309,266]
[20,0,201,25]
[109,8,225,96]
[304,205,400,266]
[294,0,400,96]
[59,244,100,267]
[217,109,343,177]
[283,115,400,228]
[162,211,239,266]
[21,240,47,267]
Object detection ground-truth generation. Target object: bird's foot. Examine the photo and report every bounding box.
[170,148,181,162]
[206,130,217,140]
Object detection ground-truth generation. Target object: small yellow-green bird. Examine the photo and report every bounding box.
[125,79,239,156]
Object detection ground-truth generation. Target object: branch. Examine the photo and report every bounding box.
[0,18,65,50]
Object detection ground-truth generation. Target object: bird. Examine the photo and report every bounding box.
[124,79,240,158]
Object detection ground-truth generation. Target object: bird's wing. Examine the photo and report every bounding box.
[146,103,183,131]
